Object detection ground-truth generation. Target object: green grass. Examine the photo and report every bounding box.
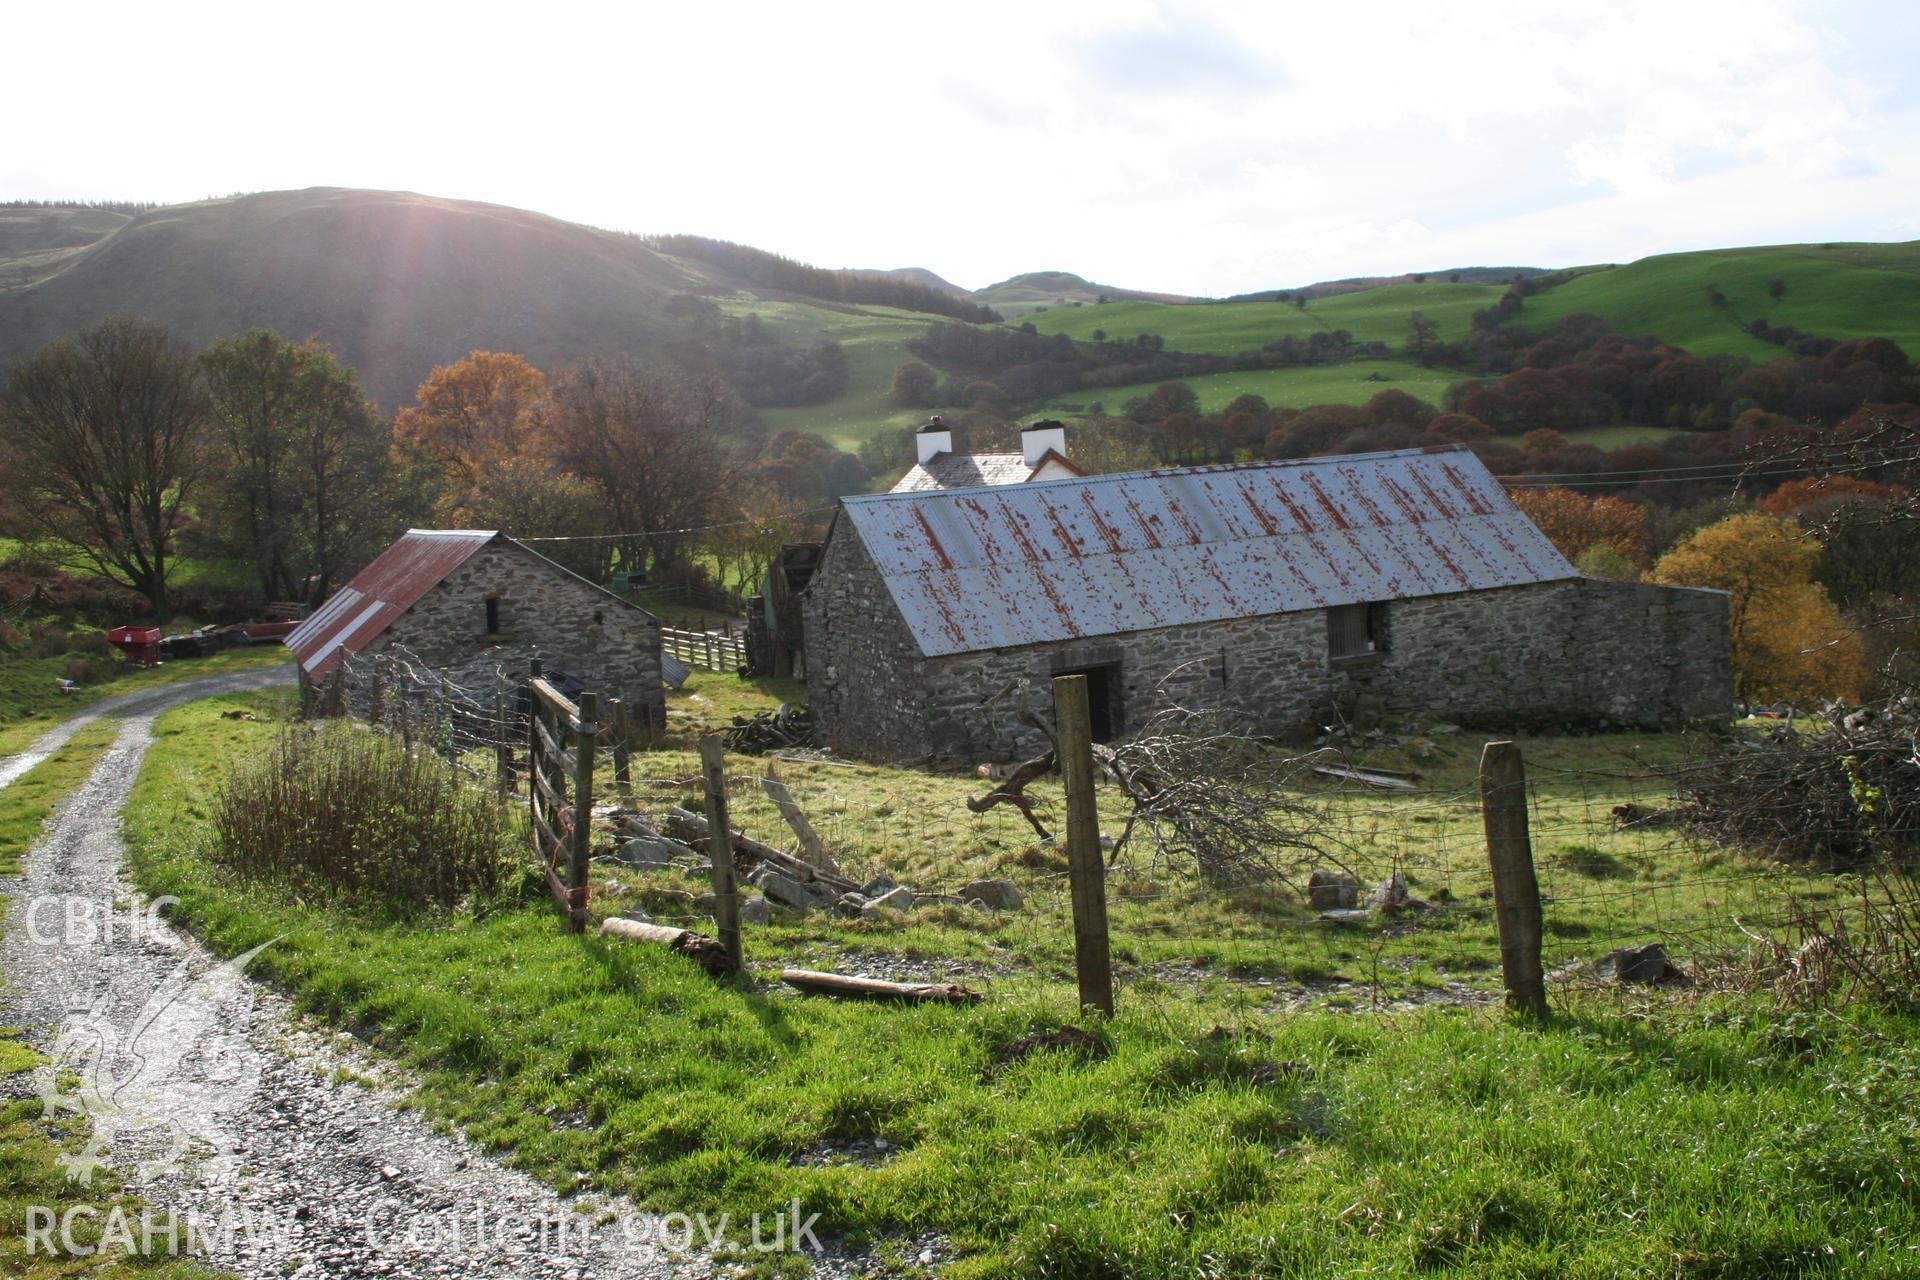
[0,720,118,873]
[0,647,292,759]
[109,687,1920,1277]
[1516,242,1920,361]
[1026,282,1503,355]
[0,724,223,1277]
[1048,359,1463,416]
[1556,425,1689,450]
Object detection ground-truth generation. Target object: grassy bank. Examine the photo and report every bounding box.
[115,688,1920,1277]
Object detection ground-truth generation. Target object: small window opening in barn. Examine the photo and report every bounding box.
[1057,663,1122,742]
[485,594,500,635]
[1328,602,1389,660]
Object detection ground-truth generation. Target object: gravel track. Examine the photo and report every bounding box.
[1,673,893,1277]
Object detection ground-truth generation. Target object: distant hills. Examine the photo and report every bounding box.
[1,188,1915,442]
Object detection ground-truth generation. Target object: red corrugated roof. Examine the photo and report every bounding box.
[287,530,499,677]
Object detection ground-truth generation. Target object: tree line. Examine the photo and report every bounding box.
[0,322,868,614]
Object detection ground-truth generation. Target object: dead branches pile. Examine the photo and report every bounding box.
[723,703,813,754]
[1674,699,1920,865]
[968,706,1338,884]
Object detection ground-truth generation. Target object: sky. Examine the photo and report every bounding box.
[7,0,1917,296]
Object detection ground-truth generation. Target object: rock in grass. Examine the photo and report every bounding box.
[1593,942,1687,984]
[862,872,898,898]
[867,885,917,913]
[1307,869,1359,909]
[960,878,1023,910]
[739,895,772,926]
[753,867,817,912]
[617,836,696,869]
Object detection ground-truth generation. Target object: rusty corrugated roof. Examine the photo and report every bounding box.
[840,446,1578,657]
[287,530,499,677]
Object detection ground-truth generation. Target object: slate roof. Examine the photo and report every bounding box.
[889,452,1041,493]
[839,446,1579,657]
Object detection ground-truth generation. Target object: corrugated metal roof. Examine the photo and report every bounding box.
[840,446,1578,657]
[287,530,499,677]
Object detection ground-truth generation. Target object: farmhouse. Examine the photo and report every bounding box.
[888,418,1083,493]
[288,530,665,730]
[804,446,1731,763]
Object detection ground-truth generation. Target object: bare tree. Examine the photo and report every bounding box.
[546,359,750,577]
[0,319,209,610]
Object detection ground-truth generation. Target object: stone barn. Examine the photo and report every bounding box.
[289,530,665,730]
[803,446,1731,763]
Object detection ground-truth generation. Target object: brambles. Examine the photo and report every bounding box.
[212,724,515,914]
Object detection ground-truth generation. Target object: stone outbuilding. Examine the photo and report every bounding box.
[289,530,665,730]
[803,446,1731,763]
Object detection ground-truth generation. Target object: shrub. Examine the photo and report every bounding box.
[61,656,112,685]
[66,630,111,657]
[212,725,516,914]
[27,622,71,658]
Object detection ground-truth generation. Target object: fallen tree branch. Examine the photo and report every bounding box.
[599,917,738,976]
[779,968,982,1003]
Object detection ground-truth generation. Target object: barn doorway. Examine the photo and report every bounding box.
[1055,662,1122,742]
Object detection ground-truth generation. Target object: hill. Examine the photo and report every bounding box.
[0,188,743,409]
[1509,241,1920,361]
[972,269,1195,316]
[842,266,970,298]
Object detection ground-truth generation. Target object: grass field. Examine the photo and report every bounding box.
[104,678,1920,1277]
[1046,359,1463,416]
[1515,242,1920,361]
[1025,282,1502,355]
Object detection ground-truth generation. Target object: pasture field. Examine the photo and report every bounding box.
[1047,359,1461,416]
[103,674,1920,1278]
[1515,242,1920,361]
[1024,281,1502,355]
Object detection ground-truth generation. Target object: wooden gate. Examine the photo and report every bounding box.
[527,660,597,932]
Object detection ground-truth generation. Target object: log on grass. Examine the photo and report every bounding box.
[599,916,738,976]
[779,968,983,1004]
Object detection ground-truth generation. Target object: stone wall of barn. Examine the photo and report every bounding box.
[366,541,665,731]
[805,530,1731,764]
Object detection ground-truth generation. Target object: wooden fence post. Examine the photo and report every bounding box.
[527,659,543,834]
[569,691,598,934]
[494,671,512,800]
[1054,674,1114,1016]
[610,699,631,790]
[1480,740,1547,1019]
[699,735,745,974]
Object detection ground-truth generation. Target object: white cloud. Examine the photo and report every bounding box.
[3,0,1916,294]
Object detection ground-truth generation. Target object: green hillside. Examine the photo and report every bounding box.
[0,188,735,409]
[1045,358,1462,416]
[1513,242,1920,360]
[1025,281,1501,354]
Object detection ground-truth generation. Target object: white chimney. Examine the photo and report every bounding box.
[915,416,953,465]
[1021,419,1068,468]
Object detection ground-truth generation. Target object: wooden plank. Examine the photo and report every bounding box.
[532,764,569,820]
[569,692,597,934]
[532,712,566,764]
[1054,674,1114,1017]
[531,677,579,721]
[1312,764,1419,790]
[700,736,744,973]
[760,774,836,872]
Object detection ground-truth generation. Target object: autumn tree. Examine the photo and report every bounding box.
[393,351,550,483]
[545,359,748,577]
[1652,513,1866,703]
[198,330,402,603]
[0,319,209,610]
[1511,486,1650,566]
[443,457,603,579]
[889,360,938,408]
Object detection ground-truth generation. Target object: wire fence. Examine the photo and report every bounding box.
[308,653,1916,1015]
